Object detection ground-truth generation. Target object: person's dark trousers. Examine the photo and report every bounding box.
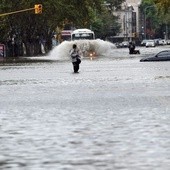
[129,49,134,54]
[72,62,79,73]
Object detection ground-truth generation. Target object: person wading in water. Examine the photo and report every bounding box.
[70,44,81,73]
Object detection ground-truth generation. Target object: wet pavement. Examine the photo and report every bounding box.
[0,45,170,170]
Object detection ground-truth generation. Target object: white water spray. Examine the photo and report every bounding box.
[48,39,116,60]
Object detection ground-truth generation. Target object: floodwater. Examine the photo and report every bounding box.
[0,41,170,170]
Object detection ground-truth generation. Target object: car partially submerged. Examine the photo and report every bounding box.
[140,50,170,62]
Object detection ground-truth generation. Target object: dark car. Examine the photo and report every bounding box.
[140,50,170,62]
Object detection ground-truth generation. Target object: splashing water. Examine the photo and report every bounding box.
[48,39,116,60]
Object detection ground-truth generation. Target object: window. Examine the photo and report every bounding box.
[157,51,170,58]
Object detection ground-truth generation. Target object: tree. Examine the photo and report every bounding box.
[154,0,170,13]
[0,0,105,56]
[91,0,124,39]
[140,0,170,39]
[0,0,124,56]
[154,0,170,38]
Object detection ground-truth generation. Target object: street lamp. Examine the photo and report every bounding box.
[144,5,155,39]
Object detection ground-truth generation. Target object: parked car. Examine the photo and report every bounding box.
[121,41,129,47]
[116,41,129,48]
[115,42,123,48]
[158,39,167,45]
[140,50,170,62]
[140,39,148,46]
[166,39,170,45]
[145,40,156,47]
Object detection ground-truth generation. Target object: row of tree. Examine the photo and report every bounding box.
[0,0,124,57]
[0,0,169,57]
[140,0,170,39]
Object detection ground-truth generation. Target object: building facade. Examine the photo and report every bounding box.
[113,0,142,42]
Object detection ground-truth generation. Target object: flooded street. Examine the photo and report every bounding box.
[0,44,170,170]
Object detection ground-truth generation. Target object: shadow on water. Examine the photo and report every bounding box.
[0,57,57,66]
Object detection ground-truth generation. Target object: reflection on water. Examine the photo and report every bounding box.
[0,57,54,65]
[0,45,170,170]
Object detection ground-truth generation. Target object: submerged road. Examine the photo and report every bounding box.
[0,46,170,170]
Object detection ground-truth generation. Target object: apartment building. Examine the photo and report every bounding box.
[113,0,142,42]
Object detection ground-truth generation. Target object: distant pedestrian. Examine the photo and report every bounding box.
[70,44,81,73]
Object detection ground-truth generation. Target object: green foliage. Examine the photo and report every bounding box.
[154,0,170,13]
[92,9,121,38]
[0,0,104,41]
[153,0,170,26]
[91,0,124,38]
[0,0,124,55]
[141,0,170,38]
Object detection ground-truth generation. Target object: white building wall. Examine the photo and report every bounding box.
[114,0,142,40]
[126,0,142,36]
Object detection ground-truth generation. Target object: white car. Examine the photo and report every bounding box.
[141,39,148,46]
[158,39,167,45]
[145,40,155,47]
[167,39,170,45]
[121,41,129,47]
